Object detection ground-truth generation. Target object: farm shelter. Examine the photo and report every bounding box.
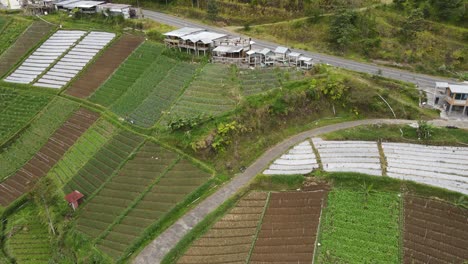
[97,3,132,19]
[64,190,84,210]
[25,0,55,15]
[274,46,291,63]
[287,52,302,66]
[163,27,205,48]
[54,0,79,10]
[61,0,104,13]
[298,56,313,69]
[212,45,245,64]
[444,84,468,115]
[179,31,227,55]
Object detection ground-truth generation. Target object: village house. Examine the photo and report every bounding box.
[433,82,468,116]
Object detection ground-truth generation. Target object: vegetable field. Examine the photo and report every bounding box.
[404,196,468,263]
[65,35,143,98]
[240,68,305,96]
[4,204,52,264]
[317,189,401,263]
[0,97,79,180]
[0,18,30,57]
[166,64,239,120]
[0,87,51,144]
[89,42,163,107]
[0,21,54,77]
[177,192,268,264]
[64,130,144,197]
[0,108,99,206]
[98,159,211,259]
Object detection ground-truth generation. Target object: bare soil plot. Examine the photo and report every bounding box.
[250,191,326,264]
[404,196,468,264]
[0,21,54,77]
[65,35,143,98]
[0,108,99,206]
[177,192,268,264]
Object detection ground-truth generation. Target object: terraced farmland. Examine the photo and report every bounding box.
[48,118,116,188]
[317,189,401,263]
[0,108,99,206]
[177,192,268,264]
[64,130,145,197]
[404,196,468,263]
[65,35,143,98]
[0,18,30,56]
[4,204,52,264]
[98,159,211,259]
[76,142,178,238]
[166,64,238,120]
[0,87,51,144]
[240,68,305,96]
[0,21,54,77]
[128,61,199,127]
[250,191,326,264]
[89,42,163,107]
[263,141,319,175]
[0,97,79,180]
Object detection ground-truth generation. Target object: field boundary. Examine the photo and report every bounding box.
[245,191,270,263]
[312,189,327,264]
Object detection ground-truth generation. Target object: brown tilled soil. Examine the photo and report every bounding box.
[177,192,268,264]
[0,108,99,206]
[249,191,327,264]
[65,35,143,98]
[404,196,468,264]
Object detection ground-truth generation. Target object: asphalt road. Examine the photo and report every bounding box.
[142,9,456,92]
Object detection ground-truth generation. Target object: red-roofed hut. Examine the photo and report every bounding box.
[64,190,84,211]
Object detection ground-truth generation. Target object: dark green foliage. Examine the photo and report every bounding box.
[400,8,426,42]
[207,0,219,21]
[329,10,358,51]
[168,115,209,131]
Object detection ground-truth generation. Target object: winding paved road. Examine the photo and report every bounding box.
[135,118,468,263]
[142,9,456,93]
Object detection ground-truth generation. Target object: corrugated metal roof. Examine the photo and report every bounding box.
[164,27,205,37]
[259,48,274,56]
[213,45,244,53]
[299,56,312,61]
[449,84,468,94]
[63,0,104,8]
[55,0,80,7]
[274,46,290,54]
[435,82,449,88]
[288,52,302,57]
[98,3,131,10]
[181,31,227,44]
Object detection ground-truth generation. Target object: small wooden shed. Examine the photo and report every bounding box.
[64,190,84,211]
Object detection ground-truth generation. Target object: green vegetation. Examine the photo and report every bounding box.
[4,203,52,264]
[0,97,79,180]
[322,123,468,145]
[0,87,51,144]
[240,68,305,96]
[317,189,401,263]
[0,17,30,57]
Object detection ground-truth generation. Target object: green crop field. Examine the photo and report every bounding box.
[0,87,51,144]
[0,16,10,31]
[128,62,199,127]
[0,97,79,180]
[89,42,163,107]
[4,204,52,264]
[0,18,30,57]
[97,158,211,259]
[0,21,54,77]
[165,64,239,121]
[317,189,401,263]
[64,130,145,197]
[76,142,179,238]
[48,119,116,188]
[240,68,305,96]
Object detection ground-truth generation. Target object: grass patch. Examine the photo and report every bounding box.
[0,17,30,56]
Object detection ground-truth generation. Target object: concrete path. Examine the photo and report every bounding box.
[133,118,418,264]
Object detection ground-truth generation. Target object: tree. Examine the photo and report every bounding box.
[207,0,219,21]
[328,9,358,52]
[400,8,425,42]
[429,0,465,22]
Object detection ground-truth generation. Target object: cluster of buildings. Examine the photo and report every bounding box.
[164,27,315,69]
[433,82,468,116]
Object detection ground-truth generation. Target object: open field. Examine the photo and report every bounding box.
[97,158,211,260]
[0,97,79,180]
[47,118,116,188]
[317,189,401,263]
[250,191,326,264]
[404,196,468,263]
[0,21,54,77]
[4,204,52,264]
[89,42,163,107]
[0,87,51,144]
[64,130,145,197]
[0,108,99,206]
[76,142,179,239]
[128,61,199,127]
[0,18,30,57]
[65,35,143,98]
[165,64,238,120]
[240,68,305,96]
[177,192,268,264]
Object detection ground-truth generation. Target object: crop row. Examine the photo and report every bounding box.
[0,17,30,57]
[89,42,163,107]
[48,119,116,188]
[128,62,199,127]
[317,189,401,263]
[0,87,51,144]
[76,142,179,239]
[64,130,144,197]
[97,159,211,259]
[0,21,54,77]
[0,97,79,180]
[5,204,52,264]
[239,68,304,96]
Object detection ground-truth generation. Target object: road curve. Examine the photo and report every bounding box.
[133,118,423,264]
[142,9,455,90]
